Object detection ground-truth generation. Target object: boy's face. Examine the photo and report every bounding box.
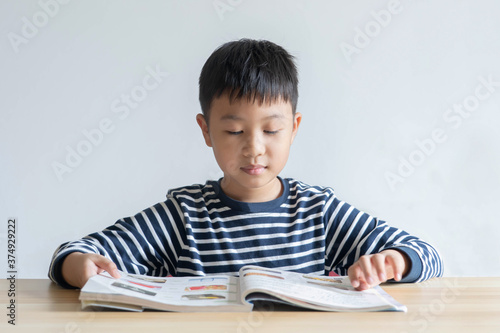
[196,95,301,202]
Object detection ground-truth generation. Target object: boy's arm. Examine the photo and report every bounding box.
[323,194,443,288]
[48,200,185,288]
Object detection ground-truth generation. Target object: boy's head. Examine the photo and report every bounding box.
[198,38,298,126]
[197,39,301,202]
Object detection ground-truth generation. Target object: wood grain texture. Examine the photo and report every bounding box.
[1,277,499,333]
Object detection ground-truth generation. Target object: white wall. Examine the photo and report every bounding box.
[1,0,499,278]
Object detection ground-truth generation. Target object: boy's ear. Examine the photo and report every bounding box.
[290,112,302,144]
[196,113,213,147]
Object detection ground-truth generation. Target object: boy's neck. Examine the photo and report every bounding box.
[220,177,283,203]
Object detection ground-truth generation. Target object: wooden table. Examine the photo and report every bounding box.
[1,277,499,333]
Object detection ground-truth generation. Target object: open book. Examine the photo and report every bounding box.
[79,265,407,312]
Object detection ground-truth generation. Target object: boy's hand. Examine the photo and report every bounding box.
[61,252,121,289]
[348,249,409,291]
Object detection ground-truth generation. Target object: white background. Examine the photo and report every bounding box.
[1,0,499,278]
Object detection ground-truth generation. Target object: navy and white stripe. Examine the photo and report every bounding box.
[49,178,443,288]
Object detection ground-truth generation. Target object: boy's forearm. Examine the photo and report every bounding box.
[49,250,83,289]
[323,195,443,281]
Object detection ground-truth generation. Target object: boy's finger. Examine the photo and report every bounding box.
[348,265,362,288]
[348,266,359,288]
[385,254,402,281]
[349,264,374,290]
[371,254,387,282]
[93,255,121,279]
[356,255,375,285]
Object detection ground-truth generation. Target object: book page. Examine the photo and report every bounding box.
[81,271,249,311]
[238,266,405,311]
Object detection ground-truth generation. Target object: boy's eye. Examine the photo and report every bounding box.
[226,130,279,135]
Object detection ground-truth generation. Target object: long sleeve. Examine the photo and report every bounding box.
[323,194,443,282]
[48,198,187,288]
[49,178,444,288]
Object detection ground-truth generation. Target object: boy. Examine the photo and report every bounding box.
[49,39,443,291]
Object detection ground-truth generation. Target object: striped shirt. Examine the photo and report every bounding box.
[49,177,443,288]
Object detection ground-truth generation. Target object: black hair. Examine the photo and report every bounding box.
[199,39,298,123]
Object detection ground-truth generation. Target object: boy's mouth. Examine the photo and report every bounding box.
[241,165,266,175]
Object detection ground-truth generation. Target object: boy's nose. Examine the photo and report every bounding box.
[242,133,265,158]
